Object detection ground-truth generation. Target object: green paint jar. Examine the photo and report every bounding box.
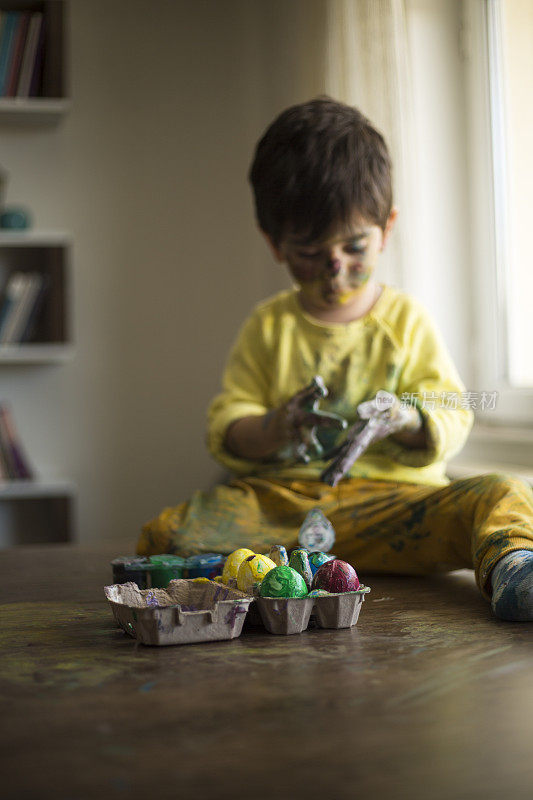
[147,555,186,587]
[111,555,186,588]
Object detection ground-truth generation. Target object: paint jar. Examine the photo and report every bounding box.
[147,555,187,587]
[111,557,151,589]
[111,555,186,589]
[185,553,225,580]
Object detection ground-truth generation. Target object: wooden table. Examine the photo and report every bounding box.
[1,543,532,800]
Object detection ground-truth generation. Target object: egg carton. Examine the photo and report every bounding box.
[253,586,371,635]
[104,579,252,646]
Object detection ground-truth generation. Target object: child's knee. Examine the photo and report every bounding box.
[476,472,531,499]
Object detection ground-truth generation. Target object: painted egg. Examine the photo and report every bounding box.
[268,544,289,567]
[311,559,360,593]
[308,551,334,576]
[308,589,331,597]
[222,548,255,583]
[236,554,276,593]
[288,549,313,589]
[259,565,308,598]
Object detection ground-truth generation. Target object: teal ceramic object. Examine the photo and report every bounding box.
[0,207,31,230]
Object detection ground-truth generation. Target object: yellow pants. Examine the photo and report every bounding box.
[137,473,533,599]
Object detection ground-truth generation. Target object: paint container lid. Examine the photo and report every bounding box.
[185,553,225,568]
[111,556,149,573]
[147,555,187,587]
[148,555,187,567]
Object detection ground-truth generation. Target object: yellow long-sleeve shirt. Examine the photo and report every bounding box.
[207,286,473,486]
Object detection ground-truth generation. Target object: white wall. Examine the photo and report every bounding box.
[0,0,472,546]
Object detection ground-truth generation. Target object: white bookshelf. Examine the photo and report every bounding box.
[0,230,75,543]
[0,2,74,545]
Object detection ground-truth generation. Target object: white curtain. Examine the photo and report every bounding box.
[324,0,415,289]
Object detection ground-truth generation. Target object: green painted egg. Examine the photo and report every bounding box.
[259,566,308,598]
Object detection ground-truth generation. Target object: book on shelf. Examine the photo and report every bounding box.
[0,11,18,96]
[20,273,49,342]
[0,272,26,341]
[0,401,34,481]
[5,11,30,97]
[0,10,44,98]
[0,271,48,345]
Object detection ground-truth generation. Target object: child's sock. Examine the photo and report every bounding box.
[490,549,533,621]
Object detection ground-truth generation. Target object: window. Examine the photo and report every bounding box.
[465,0,533,424]
[498,0,533,387]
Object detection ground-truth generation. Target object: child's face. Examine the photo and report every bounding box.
[267,210,396,320]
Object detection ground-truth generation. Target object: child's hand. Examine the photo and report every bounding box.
[223,376,347,463]
[357,390,422,437]
[321,390,424,486]
[276,376,348,463]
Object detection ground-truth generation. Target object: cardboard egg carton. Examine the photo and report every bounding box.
[254,587,370,635]
[105,578,371,645]
[104,579,252,646]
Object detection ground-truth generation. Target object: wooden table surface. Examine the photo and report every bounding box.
[1,542,532,800]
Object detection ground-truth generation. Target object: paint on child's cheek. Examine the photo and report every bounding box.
[349,264,372,283]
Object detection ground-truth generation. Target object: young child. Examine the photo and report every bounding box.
[138,98,533,621]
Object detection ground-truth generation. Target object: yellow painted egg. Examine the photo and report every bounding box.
[236,554,276,593]
[221,548,256,583]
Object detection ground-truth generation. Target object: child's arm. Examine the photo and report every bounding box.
[393,308,474,467]
[207,310,346,474]
[224,411,285,460]
[321,297,473,484]
[392,415,427,448]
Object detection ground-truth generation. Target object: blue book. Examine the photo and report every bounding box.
[0,273,26,343]
[0,12,19,96]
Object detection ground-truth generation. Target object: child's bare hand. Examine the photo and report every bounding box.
[276,376,348,463]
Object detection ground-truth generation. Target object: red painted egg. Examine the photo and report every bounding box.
[311,558,360,593]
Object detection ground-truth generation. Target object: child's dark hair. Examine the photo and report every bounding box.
[249,97,393,245]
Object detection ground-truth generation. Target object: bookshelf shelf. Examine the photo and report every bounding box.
[0,343,73,363]
[0,97,70,123]
[0,229,71,246]
[0,477,75,499]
